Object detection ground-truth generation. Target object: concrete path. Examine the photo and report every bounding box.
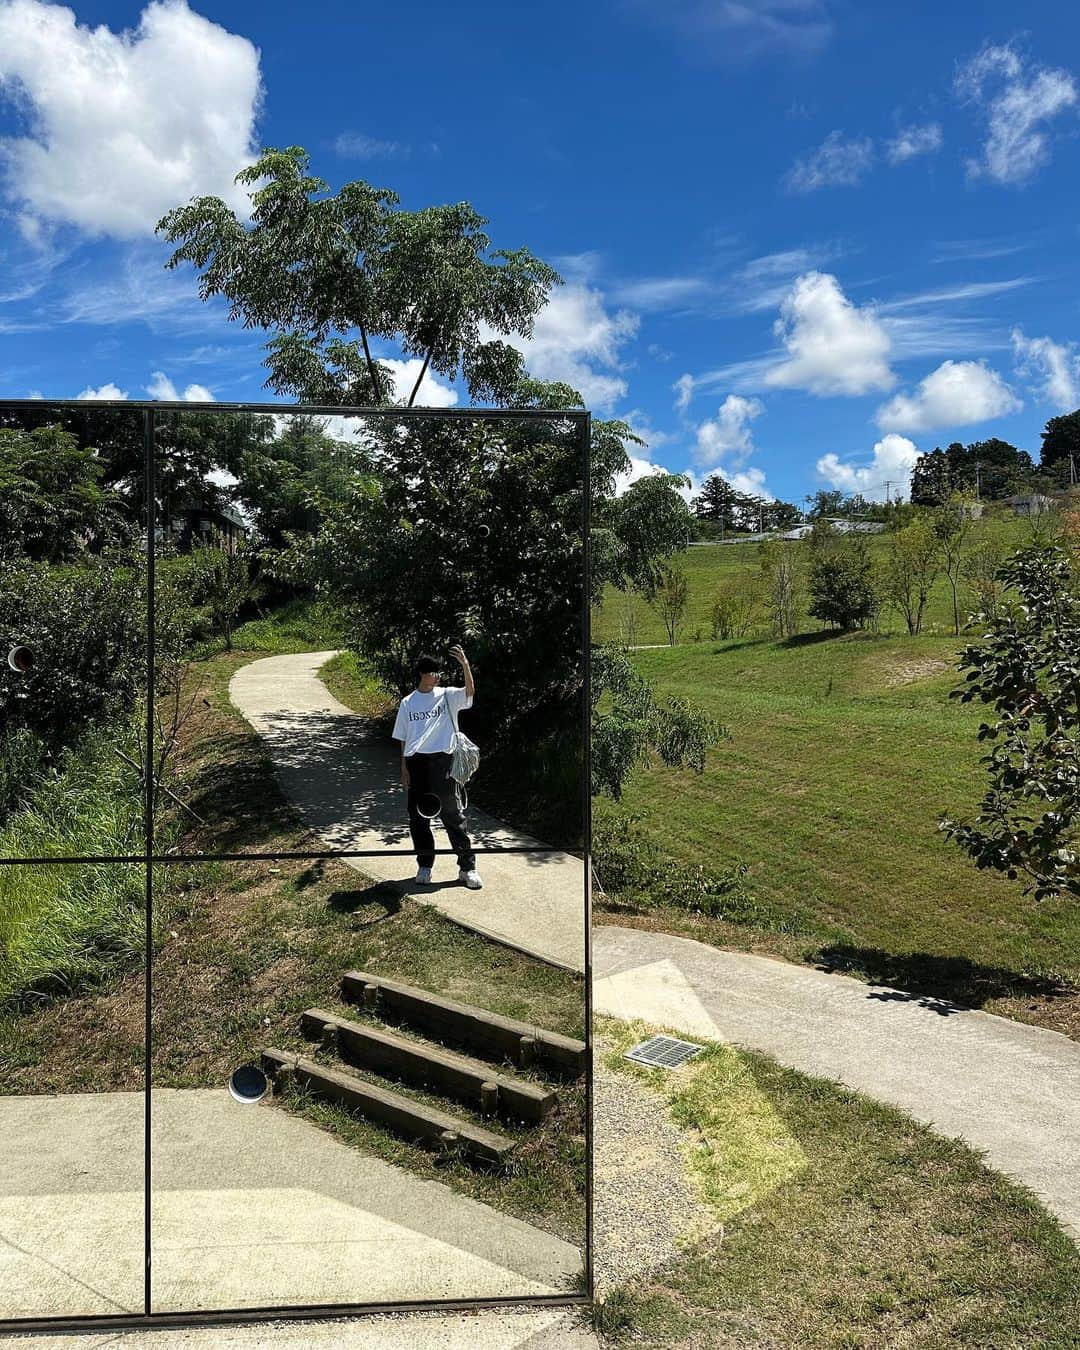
[0,1089,581,1322]
[0,1308,595,1350]
[594,925,1080,1239]
[229,652,585,971]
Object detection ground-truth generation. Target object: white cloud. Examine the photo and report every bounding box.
[691,395,764,466]
[1012,329,1080,409]
[876,359,1021,433]
[380,357,458,408]
[333,131,409,159]
[785,131,874,192]
[147,370,214,401]
[817,433,919,501]
[765,271,894,396]
[681,464,773,505]
[956,42,1077,186]
[886,123,943,164]
[0,0,261,238]
[59,248,222,331]
[728,245,838,312]
[622,409,675,450]
[77,381,126,400]
[627,0,833,64]
[500,284,638,411]
[674,373,695,412]
[613,455,667,497]
[610,275,710,310]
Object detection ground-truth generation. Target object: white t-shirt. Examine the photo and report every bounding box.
[392,685,473,757]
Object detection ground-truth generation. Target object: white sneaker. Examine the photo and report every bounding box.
[459,868,483,890]
[415,866,433,884]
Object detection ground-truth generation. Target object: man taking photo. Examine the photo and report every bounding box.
[393,643,482,890]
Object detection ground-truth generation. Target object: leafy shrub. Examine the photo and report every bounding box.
[590,643,726,800]
[807,539,879,631]
[592,803,756,921]
[710,588,760,640]
[0,557,143,754]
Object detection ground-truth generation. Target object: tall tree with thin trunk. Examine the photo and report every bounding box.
[934,497,974,636]
[157,146,560,406]
[882,518,941,635]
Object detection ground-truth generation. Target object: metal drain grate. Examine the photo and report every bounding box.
[624,1034,704,1069]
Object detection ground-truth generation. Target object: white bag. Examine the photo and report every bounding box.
[442,692,480,785]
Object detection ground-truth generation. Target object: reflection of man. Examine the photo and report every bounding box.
[393,645,482,890]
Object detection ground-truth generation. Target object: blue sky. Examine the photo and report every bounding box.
[0,0,1078,505]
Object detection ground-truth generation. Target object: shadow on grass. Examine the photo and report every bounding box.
[813,944,1075,1014]
[328,882,402,926]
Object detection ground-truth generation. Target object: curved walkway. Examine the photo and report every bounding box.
[232,650,1080,1242]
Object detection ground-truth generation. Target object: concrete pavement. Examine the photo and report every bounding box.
[594,924,1080,1239]
[0,1089,582,1321]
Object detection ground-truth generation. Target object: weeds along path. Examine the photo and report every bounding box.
[228,651,585,973]
[231,651,1080,1243]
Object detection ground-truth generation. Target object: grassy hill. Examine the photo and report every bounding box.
[592,516,1080,1034]
[593,512,1036,647]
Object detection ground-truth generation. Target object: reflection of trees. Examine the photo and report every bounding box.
[0,424,127,562]
[277,415,583,753]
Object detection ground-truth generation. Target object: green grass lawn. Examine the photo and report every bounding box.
[594,623,1080,1035]
[594,1019,1080,1349]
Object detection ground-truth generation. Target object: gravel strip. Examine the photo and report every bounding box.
[593,1044,720,1295]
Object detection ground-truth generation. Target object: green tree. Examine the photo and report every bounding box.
[941,543,1080,901]
[0,425,120,562]
[647,564,689,646]
[961,527,1011,624]
[807,538,879,631]
[190,543,261,650]
[760,539,802,639]
[157,146,559,406]
[693,473,743,533]
[1039,409,1080,475]
[934,498,974,636]
[881,518,941,635]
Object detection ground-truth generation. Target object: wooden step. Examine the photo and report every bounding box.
[341,971,587,1078]
[261,1049,516,1167]
[301,1008,558,1122]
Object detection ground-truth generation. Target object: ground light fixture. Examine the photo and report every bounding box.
[228,1064,270,1105]
[5,643,34,673]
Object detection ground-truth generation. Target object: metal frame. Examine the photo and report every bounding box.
[0,400,593,1334]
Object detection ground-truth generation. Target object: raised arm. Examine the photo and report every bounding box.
[450,644,474,701]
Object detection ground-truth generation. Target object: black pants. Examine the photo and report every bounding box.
[406,751,476,870]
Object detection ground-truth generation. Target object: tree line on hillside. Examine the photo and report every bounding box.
[910,421,1079,506]
[692,476,916,538]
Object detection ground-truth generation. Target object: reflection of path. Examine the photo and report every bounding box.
[0,1089,581,1321]
[594,926,1080,1241]
[229,652,585,972]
